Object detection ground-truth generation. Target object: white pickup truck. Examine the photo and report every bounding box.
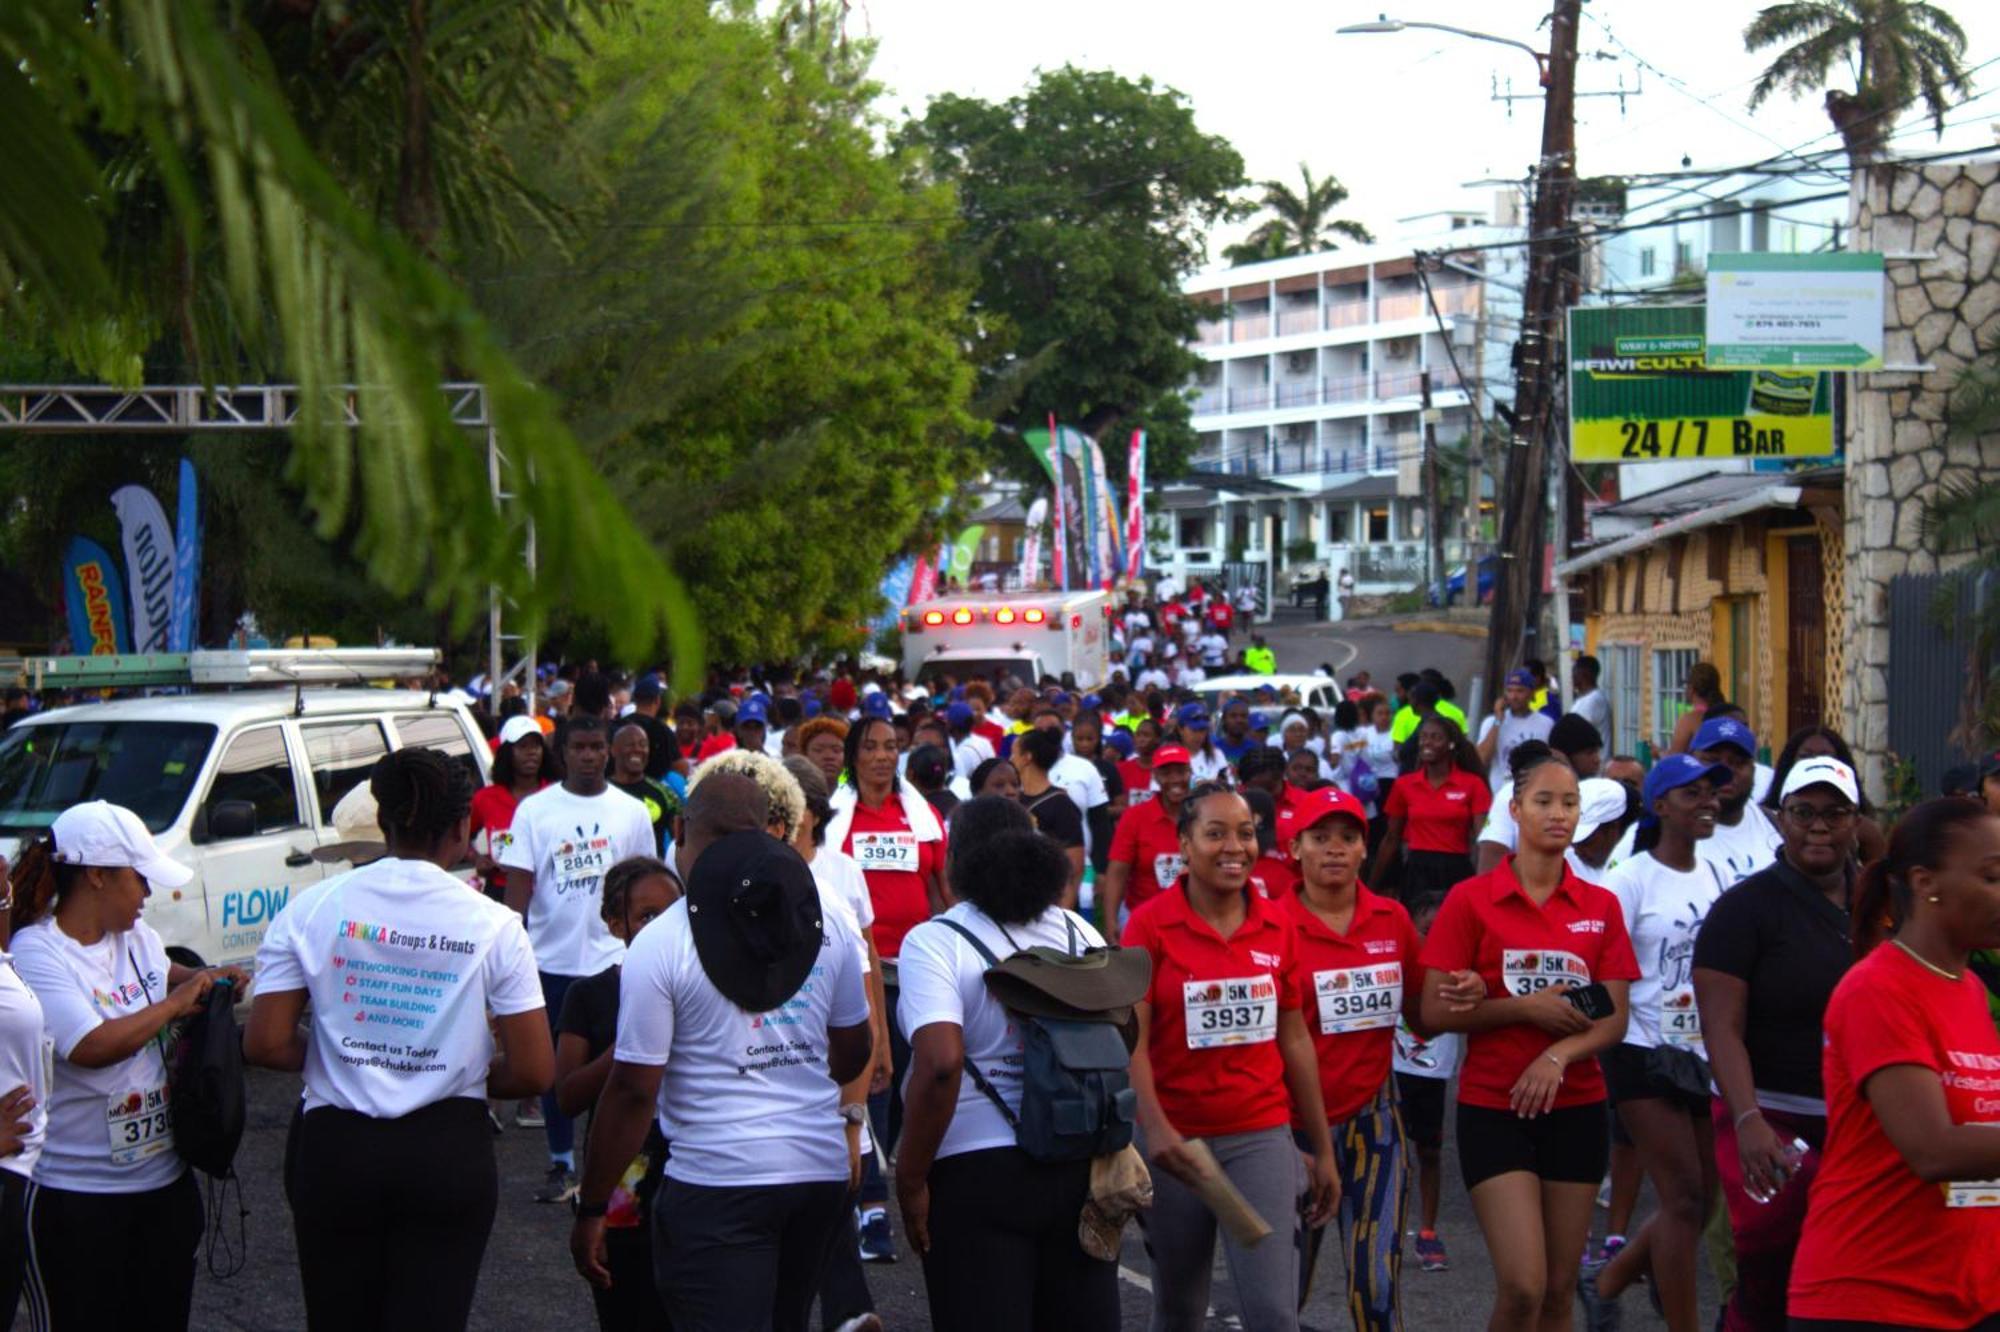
[901,589,1112,689]
[0,651,490,969]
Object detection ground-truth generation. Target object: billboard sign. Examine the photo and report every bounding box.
[1704,252,1884,370]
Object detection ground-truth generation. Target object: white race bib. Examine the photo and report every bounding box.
[1314,963,1402,1035]
[553,835,614,895]
[1153,853,1186,891]
[1183,975,1279,1049]
[108,1083,173,1166]
[1658,985,1702,1049]
[1501,948,1590,997]
[853,831,919,873]
[1947,1179,2000,1208]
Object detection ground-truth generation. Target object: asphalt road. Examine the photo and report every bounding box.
[172,1064,1696,1331]
[1258,614,1489,705]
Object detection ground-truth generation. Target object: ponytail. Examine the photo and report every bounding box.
[1851,857,1901,958]
[1850,796,1991,958]
[9,837,69,930]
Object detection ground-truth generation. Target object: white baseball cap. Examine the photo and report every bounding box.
[1573,777,1632,844]
[498,715,542,747]
[311,783,388,865]
[1778,756,1860,806]
[50,801,193,889]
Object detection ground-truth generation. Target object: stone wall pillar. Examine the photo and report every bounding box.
[1844,161,2000,795]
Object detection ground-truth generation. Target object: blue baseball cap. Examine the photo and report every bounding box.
[1505,668,1535,689]
[1104,728,1134,758]
[948,685,967,702]
[1050,691,1072,707]
[1177,703,1211,729]
[946,701,975,728]
[1081,693,1102,710]
[861,693,893,720]
[1692,716,1756,756]
[1642,753,1733,808]
[802,696,823,719]
[736,697,769,725]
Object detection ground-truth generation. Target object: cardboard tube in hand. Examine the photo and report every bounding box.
[1178,1139,1273,1247]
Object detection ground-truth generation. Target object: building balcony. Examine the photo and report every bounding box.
[1374,370,1427,399]
[1276,306,1322,337]
[1190,370,1465,420]
[1375,292,1425,322]
[1233,313,1271,341]
[1194,287,1474,347]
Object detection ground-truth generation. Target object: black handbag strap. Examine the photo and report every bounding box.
[936,918,1020,1128]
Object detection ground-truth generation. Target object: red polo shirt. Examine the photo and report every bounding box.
[1418,859,1639,1111]
[1384,768,1491,855]
[1250,854,1297,900]
[1108,798,1184,909]
[1118,759,1156,804]
[842,797,942,959]
[1280,886,1422,1125]
[1122,884,1302,1137]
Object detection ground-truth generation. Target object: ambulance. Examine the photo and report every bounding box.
[901,589,1113,689]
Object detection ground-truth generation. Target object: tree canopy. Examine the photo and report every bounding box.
[1222,165,1374,267]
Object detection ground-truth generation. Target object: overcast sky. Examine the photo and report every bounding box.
[857,0,2000,251]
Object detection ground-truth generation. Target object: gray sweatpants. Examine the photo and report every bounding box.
[1142,1125,1303,1332]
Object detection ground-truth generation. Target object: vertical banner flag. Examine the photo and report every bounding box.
[1044,415,1070,591]
[907,551,941,606]
[871,554,918,640]
[1079,431,1123,585]
[947,525,986,582]
[1019,498,1048,588]
[61,536,133,655]
[1077,433,1102,587]
[110,485,175,653]
[169,458,201,652]
[1126,429,1147,579]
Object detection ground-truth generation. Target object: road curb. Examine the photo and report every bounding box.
[1390,619,1490,639]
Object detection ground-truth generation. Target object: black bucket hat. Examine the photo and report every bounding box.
[686,831,824,1013]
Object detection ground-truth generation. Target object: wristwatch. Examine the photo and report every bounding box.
[839,1103,868,1126]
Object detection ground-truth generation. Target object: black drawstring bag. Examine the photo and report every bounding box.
[165,976,250,1275]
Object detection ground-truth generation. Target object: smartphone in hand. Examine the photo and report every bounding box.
[1561,982,1614,1021]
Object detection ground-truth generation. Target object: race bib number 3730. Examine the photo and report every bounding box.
[1183,975,1279,1049]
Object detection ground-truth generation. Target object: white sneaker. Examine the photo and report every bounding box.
[834,1316,884,1332]
[516,1099,546,1129]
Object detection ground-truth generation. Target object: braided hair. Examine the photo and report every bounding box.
[601,856,676,926]
[370,749,474,850]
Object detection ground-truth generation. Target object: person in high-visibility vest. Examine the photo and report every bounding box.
[1244,635,1276,676]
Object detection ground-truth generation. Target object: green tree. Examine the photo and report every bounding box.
[474,0,981,664]
[0,0,696,677]
[1744,0,1973,167]
[899,67,1246,484]
[1222,164,1373,267]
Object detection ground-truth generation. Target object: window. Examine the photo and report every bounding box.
[394,713,484,792]
[1639,248,1656,278]
[1652,647,1700,753]
[200,726,301,840]
[1178,514,1210,549]
[1366,508,1391,543]
[300,720,390,826]
[0,722,215,836]
[1674,240,1693,273]
[1327,505,1352,544]
[1604,644,1642,759]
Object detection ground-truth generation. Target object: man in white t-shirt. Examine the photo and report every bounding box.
[945,702,994,783]
[1475,668,1555,792]
[1691,715,1784,886]
[1570,654,1612,741]
[1197,629,1228,670]
[570,828,871,1330]
[500,715,656,1201]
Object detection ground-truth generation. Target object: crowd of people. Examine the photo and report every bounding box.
[2,604,2000,1332]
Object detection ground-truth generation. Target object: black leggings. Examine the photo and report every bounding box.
[288,1098,498,1331]
[919,1147,1119,1331]
[0,1171,23,1330]
[24,1169,202,1331]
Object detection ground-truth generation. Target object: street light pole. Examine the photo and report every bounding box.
[1482,0,1581,694]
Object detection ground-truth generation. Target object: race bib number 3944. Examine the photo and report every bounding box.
[1500,949,1589,997]
[1183,975,1279,1049]
[1314,963,1402,1035]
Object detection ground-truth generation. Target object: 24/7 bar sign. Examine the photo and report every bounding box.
[1567,305,1834,464]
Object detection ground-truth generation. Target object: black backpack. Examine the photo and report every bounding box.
[938,915,1141,1164]
[169,980,246,1177]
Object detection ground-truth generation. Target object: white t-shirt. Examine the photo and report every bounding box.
[1698,806,1784,888]
[615,897,870,1188]
[952,735,995,783]
[1049,753,1110,812]
[253,858,546,1117]
[1188,746,1230,784]
[0,959,48,1181]
[1362,728,1400,782]
[1127,634,1155,666]
[12,919,180,1193]
[1570,688,1611,739]
[1477,710,1555,791]
[809,849,875,973]
[1478,781,1520,852]
[1135,668,1170,693]
[1751,762,1775,805]
[1392,1019,1462,1080]
[1198,633,1228,668]
[499,784,657,976]
[1605,852,1728,1052]
[896,903,1106,1160]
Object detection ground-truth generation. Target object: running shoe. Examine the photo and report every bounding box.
[1576,1259,1623,1332]
[1414,1230,1448,1272]
[487,1107,503,1136]
[857,1206,897,1263]
[1596,1233,1627,1265]
[515,1099,545,1129]
[535,1165,579,1205]
[833,1317,884,1332]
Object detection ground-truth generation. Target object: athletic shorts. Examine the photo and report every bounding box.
[1395,1074,1447,1152]
[1600,1042,1711,1115]
[1456,1101,1610,1191]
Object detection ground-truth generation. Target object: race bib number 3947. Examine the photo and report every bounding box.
[852,832,919,873]
[1183,975,1279,1049]
[1314,963,1402,1035]
[1500,949,1590,997]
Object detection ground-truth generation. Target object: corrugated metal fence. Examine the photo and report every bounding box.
[1887,569,1998,793]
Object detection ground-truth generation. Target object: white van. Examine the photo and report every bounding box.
[0,679,490,969]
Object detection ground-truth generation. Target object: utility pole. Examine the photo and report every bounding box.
[1462,290,1489,610]
[1420,369,1444,605]
[1483,0,1581,692]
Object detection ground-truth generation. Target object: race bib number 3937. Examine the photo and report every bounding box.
[1500,949,1589,997]
[1183,975,1279,1049]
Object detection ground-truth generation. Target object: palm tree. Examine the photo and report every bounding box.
[0,0,699,677]
[1744,0,1973,168]
[1222,164,1373,266]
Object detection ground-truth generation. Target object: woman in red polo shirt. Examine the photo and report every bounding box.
[1417,753,1637,1332]
[1789,798,2000,1331]
[1118,717,1165,804]
[1100,745,1194,929]
[1372,715,1490,899]
[1277,786,1431,1328]
[1125,784,1337,1332]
